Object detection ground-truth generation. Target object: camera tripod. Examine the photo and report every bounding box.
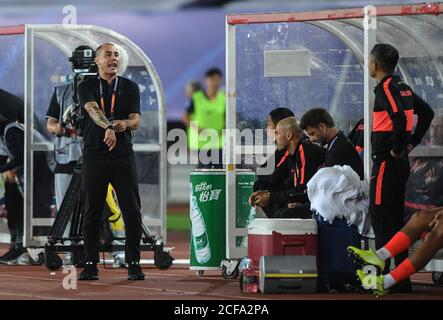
[44,158,174,271]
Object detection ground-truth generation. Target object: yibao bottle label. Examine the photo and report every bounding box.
[190,183,211,264]
[194,233,209,251]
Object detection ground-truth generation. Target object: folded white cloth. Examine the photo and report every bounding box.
[307,165,374,238]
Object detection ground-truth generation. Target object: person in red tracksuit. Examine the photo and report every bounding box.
[253,117,325,219]
[369,44,434,292]
[249,107,294,218]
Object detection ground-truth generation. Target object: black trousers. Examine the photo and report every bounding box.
[4,181,23,247]
[370,155,410,273]
[34,152,54,218]
[82,154,142,263]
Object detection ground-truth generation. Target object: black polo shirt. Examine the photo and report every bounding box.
[78,76,140,159]
[325,132,364,180]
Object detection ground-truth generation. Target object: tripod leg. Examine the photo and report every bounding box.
[48,170,82,240]
[70,187,84,239]
[141,222,156,244]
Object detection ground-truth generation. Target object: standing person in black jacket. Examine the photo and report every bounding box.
[0,100,27,265]
[0,91,53,265]
[300,108,364,180]
[253,117,325,218]
[368,44,434,292]
[249,107,294,217]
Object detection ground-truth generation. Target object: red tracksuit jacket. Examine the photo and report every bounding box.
[372,75,434,161]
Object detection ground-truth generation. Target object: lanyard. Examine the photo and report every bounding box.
[327,135,339,152]
[99,76,119,117]
[294,141,303,187]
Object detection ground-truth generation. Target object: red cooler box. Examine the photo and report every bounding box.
[247,219,318,269]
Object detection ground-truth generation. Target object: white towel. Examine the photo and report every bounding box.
[307,165,374,238]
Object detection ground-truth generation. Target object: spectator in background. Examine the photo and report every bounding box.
[185,80,202,99]
[182,68,225,168]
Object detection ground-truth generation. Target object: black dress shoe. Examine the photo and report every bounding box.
[79,261,99,280]
[128,262,145,280]
[0,246,16,261]
[0,246,25,264]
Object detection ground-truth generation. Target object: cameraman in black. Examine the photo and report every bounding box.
[46,46,86,214]
[46,46,88,267]
[78,43,144,280]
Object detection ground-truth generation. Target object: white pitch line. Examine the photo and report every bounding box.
[100,259,190,265]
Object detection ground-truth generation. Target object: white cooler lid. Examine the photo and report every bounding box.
[248,218,317,235]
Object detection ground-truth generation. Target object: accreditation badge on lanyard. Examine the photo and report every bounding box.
[99,76,119,121]
[327,135,338,152]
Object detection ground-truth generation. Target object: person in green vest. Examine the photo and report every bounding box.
[184,80,202,100]
[182,68,225,168]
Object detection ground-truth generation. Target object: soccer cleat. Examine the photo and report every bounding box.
[356,269,389,297]
[347,246,385,272]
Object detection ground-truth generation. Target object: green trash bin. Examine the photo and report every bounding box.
[189,169,255,271]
